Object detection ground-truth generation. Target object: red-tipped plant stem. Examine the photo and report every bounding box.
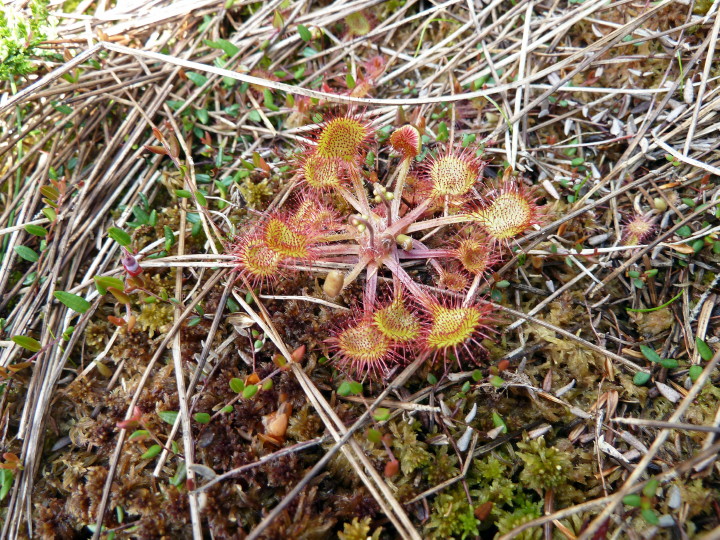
[364,263,378,313]
[404,212,473,234]
[315,244,361,256]
[349,168,372,215]
[390,157,412,219]
[384,198,432,238]
[336,185,365,214]
[398,247,455,260]
[463,274,483,307]
[397,237,447,277]
[383,255,433,306]
[343,257,370,289]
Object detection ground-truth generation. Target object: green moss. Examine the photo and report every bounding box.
[239,178,273,209]
[427,445,459,484]
[424,486,478,540]
[684,384,720,444]
[693,0,715,15]
[680,479,714,518]
[84,321,109,350]
[470,455,515,506]
[475,455,507,480]
[337,517,381,540]
[389,420,431,476]
[475,477,517,508]
[136,302,174,337]
[516,436,571,492]
[494,499,542,540]
[0,0,53,81]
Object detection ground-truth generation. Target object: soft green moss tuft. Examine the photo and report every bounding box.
[389,420,432,475]
[427,445,459,484]
[239,178,273,209]
[424,486,478,540]
[494,499,542,540]
[516,436,571,492]
[136,302,174,338]
[337,517,382,540]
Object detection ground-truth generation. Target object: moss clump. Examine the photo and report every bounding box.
[84,320,108,350]
[679,479,714,519]
[427,445,459,484]
[424,486,479,540]
[136,302,174,337]
[287,403,323,441]
[389,420,432,475]
[516,436,571,492]
[470,456,516,507]
[239,177,273,208]
[494,499,542,540]
[337,516,382,540]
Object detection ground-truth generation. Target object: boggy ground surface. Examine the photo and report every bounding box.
[1,0,720,539]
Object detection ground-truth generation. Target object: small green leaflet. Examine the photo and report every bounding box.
[639,344,662,363]
[14,246,38,263]
[12,335,41,352]
[204,38,239,56]
[107,227,131,247]
[229,378,244,393]
[194,413,211,424]
[696,337,713,361]
[94,275,125,295]
[24,224,47,237]
[141,445,162,460]
[186,72,208,86]
[297,24,311,41]
[53,291,91,313]
[0,470,13,501]
[158,411,179,424]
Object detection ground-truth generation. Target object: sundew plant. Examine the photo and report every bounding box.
[231,111,543,379]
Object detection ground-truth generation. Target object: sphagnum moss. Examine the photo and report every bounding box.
[516,436,572,492]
